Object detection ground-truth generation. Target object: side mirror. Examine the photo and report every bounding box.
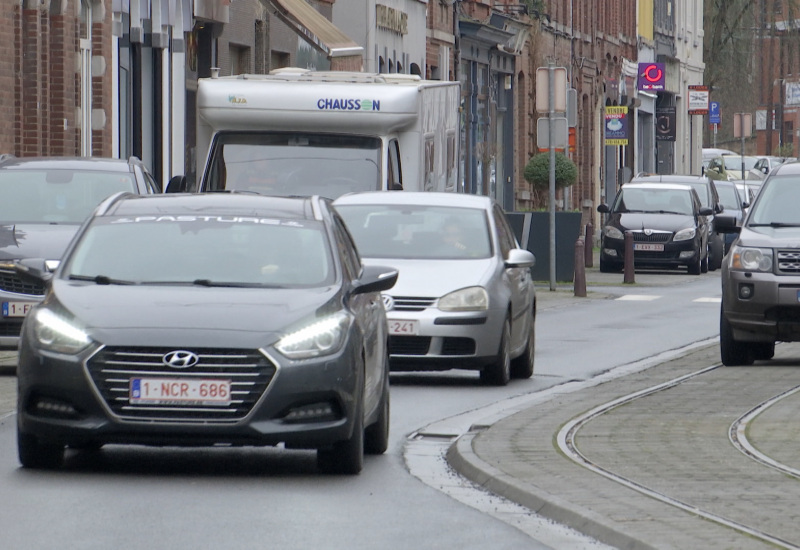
[698,207,714,217]
[165,175,187,193]
[353,265,398,295]
[714,213,741,234]
[506,248,536,268]
[597,204,610,214]
[15,258,56,285]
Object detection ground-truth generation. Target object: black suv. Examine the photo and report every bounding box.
[630,174,725,270]
[0,156,159,349]
[718,162,800,365]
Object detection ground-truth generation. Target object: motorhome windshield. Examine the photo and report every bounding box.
[205,132,381,199]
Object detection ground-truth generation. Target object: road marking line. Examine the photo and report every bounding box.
[615,295,660,301]
[694,297,721,303]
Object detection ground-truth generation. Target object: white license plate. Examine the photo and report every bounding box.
[130,378,231,406]
[633,243,665,252]
[388,319,419,335]
[2,301,35,318]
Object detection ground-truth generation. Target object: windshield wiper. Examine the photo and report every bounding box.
[191,279,276,288]
[749,222,800,228]
[68,274,136,285]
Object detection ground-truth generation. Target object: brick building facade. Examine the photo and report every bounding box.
[2,0,114,159]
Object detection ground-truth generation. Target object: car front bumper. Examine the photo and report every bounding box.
[600,236,702,269]
[17,338,364,450]
[384,307,506,370]
[722,269,800,342]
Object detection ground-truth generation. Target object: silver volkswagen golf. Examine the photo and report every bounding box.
[334,192,536,386]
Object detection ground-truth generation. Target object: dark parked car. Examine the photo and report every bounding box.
[0,156,159,349]
[597,182,713,274]
[15,193,398,474]
[718,162,800,366]
[711,179,748,254]
[630,174,725,270]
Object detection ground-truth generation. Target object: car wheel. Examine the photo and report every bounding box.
[688,253,702,275]
[752,342,775,361]
[481,318,511,386]
[720,307,754,366]
[599,257,621,273]
[364,362,390,455]
[510,310,535,379]
[318,399,364,475]
[18,430,64,469]
[710,236,724,271]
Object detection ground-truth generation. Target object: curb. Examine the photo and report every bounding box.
[446,431,658,550]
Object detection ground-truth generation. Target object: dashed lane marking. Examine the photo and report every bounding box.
[615,295,661,301]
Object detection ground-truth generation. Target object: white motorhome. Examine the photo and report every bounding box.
[169,69,462,198]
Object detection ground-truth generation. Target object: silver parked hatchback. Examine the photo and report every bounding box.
[334,192,536,386]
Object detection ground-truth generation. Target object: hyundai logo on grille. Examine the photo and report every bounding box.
[163,350,199,369]
[382,294,395,311]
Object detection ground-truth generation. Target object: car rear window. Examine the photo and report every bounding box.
[0,170,137,223]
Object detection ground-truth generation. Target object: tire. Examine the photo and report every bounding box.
[700,252,709,273]
[599,257,621,273]
[18,430,64,470]
[752,342,775,361]
[720,307,754,366]
[317,399,364,475]
[688,255,702,275]
[481,319,511,386]
[364,364,390,455]
[710,235,724,271]
[510,311,535,379]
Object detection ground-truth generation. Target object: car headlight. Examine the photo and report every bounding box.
[275,311,351,360]
[31,308,92,354]
[438,286,489,311]
[731,245,773,272]
[604,226,624,240]
[673,227,696,242]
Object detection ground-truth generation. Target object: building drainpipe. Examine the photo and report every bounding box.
[130,0,143,161]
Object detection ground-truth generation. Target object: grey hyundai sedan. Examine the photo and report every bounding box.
[15,192,397,474]
[334,192,536,386]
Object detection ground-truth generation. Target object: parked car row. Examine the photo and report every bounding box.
[4,155,538,474]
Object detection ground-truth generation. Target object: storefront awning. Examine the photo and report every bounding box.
[268,0,363,58]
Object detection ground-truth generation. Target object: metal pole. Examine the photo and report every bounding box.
[740,114,746,179]
[549,60,556,291]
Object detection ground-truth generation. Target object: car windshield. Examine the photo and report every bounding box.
[62,215,334,287]
[336,204,492,260]
[747,176,800,226]
[716,185,741,210]
[614,188,694,215]
[205,132,381,199]
[0,170,137,224]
